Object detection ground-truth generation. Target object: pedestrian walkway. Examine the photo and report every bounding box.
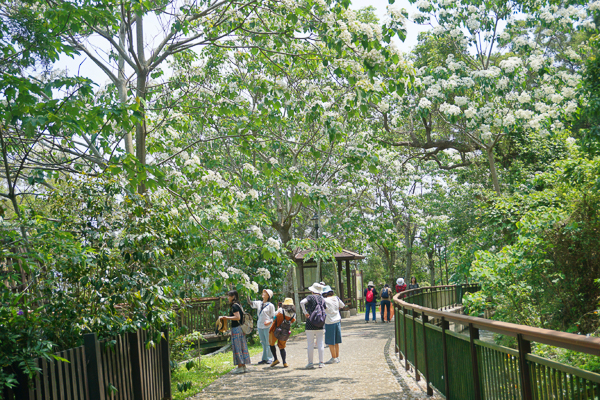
[196,314,442,399]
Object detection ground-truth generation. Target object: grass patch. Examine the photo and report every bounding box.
[171,322,304,400]
[171,341,262,400]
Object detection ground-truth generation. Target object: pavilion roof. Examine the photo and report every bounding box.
[293,248,365,261]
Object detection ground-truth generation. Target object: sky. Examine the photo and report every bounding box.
[54,0,431,86]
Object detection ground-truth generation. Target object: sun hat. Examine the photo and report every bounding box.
[367,281,374,287]
[308,282,324,294]
[396,278,405,286]
[282,298,294,306]
[263,289,274,299]
[322,285,333,294]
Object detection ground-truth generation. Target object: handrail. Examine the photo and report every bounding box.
[393,284,600,399]
[394,287,600,356]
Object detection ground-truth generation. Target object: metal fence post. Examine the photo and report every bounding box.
[161,329,172,400]
[468,323,481,400]
[128,330,144,400]
[83,333,105,400]
[422,313,433,396]
[517,334,533,400]
[403,306,409,371]
[413,310,420,381]
[441,317,450,397]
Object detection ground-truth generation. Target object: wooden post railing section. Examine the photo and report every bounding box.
[393,284,600,399]
[3,329,172,400]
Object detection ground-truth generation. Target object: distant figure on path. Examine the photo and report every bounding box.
[364,281,378,323]
[395,278,407,298]
[300,282,326,369]
[322,286,344,364]
[249,289,276,365]
[219,290,250,374]
[408,277,419,290]
[380,284,391,323]
[269,298,296,368]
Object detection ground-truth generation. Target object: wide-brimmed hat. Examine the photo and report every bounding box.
[282,298,294,306]
[263,289,274,299]
[322,285,333,294]
[367,281,374,287]
[215,317,227,334]
[308,282,324,294]
[396,278,405,286]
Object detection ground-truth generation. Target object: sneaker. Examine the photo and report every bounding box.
[318,363,324,368]
[270,360,280,367]
[365,321,369,324]
[243,366,250,373]
[325,358,336,364]
[257,360,269,365]
[283,363,289,368]
[305,363,315,369]
[334,358,340,363]
[231,367,245,374]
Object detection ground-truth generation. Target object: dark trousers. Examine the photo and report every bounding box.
[380,300,391,321]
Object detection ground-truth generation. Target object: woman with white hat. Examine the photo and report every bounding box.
[300,282,327,368]
[364,281,378,323]
[249,288,276,365]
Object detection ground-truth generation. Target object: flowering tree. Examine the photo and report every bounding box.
[367,0,595,194]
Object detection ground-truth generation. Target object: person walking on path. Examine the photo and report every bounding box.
[380,284,391,323]
[268,298,297,368]
[408,277,419,290]
[364,281,378,323]
[249,289,276,365]
[219,290,251,374]
[322,286,344,364]
[300,282,327,369]
[395,278,407,298]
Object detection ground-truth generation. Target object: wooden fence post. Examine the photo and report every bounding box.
[161,329,172,400]
[128,330,144,400]
[422,313,433,396]
[517,334,533,400]
[441,317,450,397]
[83,333,105,400]
[468,323,481,400]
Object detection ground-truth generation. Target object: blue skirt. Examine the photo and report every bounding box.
[231,326,251,365]
[325,321,342,345]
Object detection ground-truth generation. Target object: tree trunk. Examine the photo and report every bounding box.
[135,10,147,194]
[119,23,134,155]
[405,217,413,279]
[487,146,501,194]
[427,250,435,286]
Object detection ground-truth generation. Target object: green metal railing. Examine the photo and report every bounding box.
[394,285,600,399]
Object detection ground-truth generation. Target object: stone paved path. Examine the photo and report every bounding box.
[195,314,442,399]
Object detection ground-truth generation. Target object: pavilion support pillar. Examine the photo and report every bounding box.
[336,260,343,297]
[346,260,351,300]
[333,259,341,298]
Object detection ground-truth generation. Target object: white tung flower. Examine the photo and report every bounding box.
[419,97,432,109]
[517,92,531,103]
[218,271,229,279]
[256,267,271,279]
[266,237,281,250]
[248,189,259,199]
[455,96,468,106]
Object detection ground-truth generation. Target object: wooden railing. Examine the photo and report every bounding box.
[3,329,171,400]
[175,297,229,335]
[393,284,600,399]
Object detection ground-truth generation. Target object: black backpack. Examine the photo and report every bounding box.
[381,288,389,299]
[274,312,296,342]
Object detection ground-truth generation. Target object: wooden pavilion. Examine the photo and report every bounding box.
[293,248,365,306]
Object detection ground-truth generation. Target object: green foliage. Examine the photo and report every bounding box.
[465,155,600,333]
